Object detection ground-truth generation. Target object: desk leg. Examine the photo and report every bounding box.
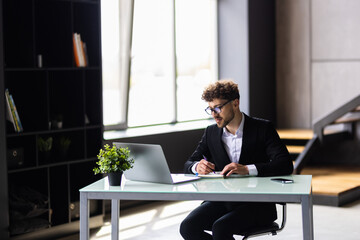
[111,199,120,240]
[80,193,89,240]
[301,193,314,240]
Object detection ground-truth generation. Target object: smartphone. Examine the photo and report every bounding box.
[271,178,294,184]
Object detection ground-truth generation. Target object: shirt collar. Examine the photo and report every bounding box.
[223,112,245,137]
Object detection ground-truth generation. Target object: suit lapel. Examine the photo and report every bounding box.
[239,114,256,164]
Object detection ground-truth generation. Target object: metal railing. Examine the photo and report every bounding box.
[294,94,360,173]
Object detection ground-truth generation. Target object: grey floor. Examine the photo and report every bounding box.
[61,199,360,240]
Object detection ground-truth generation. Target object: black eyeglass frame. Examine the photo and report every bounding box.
[205,99,233,115]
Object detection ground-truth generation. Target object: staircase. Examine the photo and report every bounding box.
[278,128,360,206]
[277,129,313,162]
[277,94,360,206]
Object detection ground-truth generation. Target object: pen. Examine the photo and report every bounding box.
[203,155,216,174]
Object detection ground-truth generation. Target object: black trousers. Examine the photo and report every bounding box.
[179,201,277,240]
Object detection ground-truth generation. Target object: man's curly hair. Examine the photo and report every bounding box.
[201,79,240,102]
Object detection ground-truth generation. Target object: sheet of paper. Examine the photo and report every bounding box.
[197,171,244,178]
[197,171,224,178]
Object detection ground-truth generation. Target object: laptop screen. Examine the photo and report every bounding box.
[113,142,199,184]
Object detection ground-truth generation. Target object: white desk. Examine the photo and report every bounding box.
[80,175,313,240]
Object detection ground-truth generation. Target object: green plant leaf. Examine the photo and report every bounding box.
[93,144,134,175]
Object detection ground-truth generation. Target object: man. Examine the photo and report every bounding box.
[180,80,293,240]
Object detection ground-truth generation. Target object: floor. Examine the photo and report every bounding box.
[60,199,360,240]
[302,166,360,195]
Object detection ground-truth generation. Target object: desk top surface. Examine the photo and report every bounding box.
[80,175,312,196]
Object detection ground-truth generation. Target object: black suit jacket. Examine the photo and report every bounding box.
[183,114,294,222]
[184,114,293,176]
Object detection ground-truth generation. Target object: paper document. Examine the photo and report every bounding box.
[197,171,244,178]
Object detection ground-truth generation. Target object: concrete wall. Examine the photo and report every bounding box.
[277,0,360,128]
[218,0,250,115]
[219,0,277,124]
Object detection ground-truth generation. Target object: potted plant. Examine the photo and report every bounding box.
[38,136,53,162]
[57,136,71,159]
[93,144,134,186]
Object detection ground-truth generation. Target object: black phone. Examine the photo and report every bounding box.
[271,178,294,184]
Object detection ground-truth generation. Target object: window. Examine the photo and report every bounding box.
[128,0,175,127]
[101,0,126,128]
[175,0,218,122]
[102,0,217,130]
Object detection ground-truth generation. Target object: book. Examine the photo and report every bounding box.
[72,34,81,67]
[5,89,16,131]
[9,94,23,132]
[72,33,87,67]
[76,33,85,66]
[5,89,23,132]
[82,42,89,66]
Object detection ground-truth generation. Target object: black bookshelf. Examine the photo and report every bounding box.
[0,0,104,238]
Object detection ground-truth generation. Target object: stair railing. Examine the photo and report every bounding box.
[313,94,360,143]
[294,94,360,173]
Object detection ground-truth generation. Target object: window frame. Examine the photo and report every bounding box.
[103,0,218,131]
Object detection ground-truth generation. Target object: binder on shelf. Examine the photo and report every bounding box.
[72,34,81,67]
[82,42,89,66]
[72,33,88,67]
[10,94,23,132]
[5,89,16,131]
[5,89,23,133]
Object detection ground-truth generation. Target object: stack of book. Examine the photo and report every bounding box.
[72,33,88,67]
[5,89,23,133]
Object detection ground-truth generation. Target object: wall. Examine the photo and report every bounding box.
[248,0,276,123]
[277,0,360,128]
[219,0,276,124]
[218,0,250,115]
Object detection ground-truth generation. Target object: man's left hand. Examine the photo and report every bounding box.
[220,163,249,177]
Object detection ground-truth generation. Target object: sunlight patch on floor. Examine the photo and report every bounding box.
[91,201,202,240]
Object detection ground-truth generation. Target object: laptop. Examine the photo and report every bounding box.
[113,142,200,184]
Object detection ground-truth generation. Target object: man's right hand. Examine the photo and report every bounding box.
[196,159,216,174]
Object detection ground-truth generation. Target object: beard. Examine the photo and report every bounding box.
[214,110,235,128]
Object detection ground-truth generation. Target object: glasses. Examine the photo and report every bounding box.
[205,100,232,115]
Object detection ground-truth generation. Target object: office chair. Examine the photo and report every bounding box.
[239,203,287,240]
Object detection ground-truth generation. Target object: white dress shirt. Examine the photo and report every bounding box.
[222,112,258,175]
[192,112,258,176]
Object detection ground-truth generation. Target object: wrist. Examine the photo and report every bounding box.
[191,162,199,174]
[247,164,258,176]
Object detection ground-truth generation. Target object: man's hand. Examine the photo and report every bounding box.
[196,159,216,175]
[220,163,249,177]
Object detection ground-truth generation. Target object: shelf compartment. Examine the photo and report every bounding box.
[85,69,102,126]
[37,130,85,165]
[69,161,103,221]
[8,169,50,236]
[48,70,85,128]
[35,0,73,68]
[3,0,35,68]
[49,165,69,226]
[73,1,101,67]
[86,127,103,159]
[7,135,37,170]
[69,161,101,203]
[5,71,49,132]
[7,166,49,195]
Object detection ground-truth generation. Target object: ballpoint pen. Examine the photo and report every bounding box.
[203,155,216,174]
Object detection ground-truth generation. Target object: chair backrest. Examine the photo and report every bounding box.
[241,203,287,240]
